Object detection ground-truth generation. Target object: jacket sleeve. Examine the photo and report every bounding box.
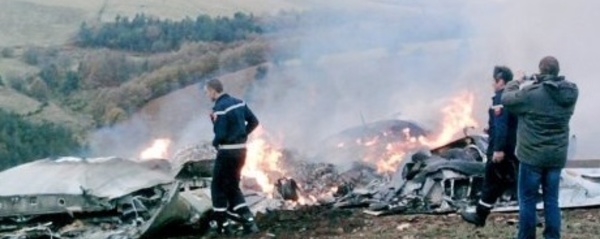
[492,105,508,152]
[501,80,527,115]
[244,105,259,135]
[212,111,228,148]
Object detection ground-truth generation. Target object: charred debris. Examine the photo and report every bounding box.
[2,120,600,238]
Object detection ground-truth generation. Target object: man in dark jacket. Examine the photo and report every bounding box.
[461,66,519,227]
[502,56,578,239]
[204,78,260,235]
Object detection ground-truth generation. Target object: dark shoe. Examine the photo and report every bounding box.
[242,217,260,235]
[227,209,260,235]
[208,219,235,236]
[461,211,486,227]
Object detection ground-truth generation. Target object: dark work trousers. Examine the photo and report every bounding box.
[211,148,251,223]
[478,154,519,209]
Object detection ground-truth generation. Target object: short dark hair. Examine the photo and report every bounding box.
[205,78,223,93]
[493,66,513,82]
[539,56,560,76]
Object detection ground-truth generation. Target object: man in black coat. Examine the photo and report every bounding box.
[461,66,519,227]
[204,78,260,235]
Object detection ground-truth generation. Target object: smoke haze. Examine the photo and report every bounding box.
[90,0,600,160]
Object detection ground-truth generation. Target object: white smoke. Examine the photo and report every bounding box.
[463,0,600,158]
[90,0,600,160]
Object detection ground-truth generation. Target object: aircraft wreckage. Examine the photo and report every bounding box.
[1,120,599,238]
[0,157,212,239]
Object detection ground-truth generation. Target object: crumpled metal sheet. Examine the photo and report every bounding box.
[170,143,217,177]
[359,137,600,215]
[0,157,173,199]
[492,168,600,212]
[0,157,215,239]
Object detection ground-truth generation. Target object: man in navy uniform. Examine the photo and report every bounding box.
[461,66,519,227]
[204,78,260,235]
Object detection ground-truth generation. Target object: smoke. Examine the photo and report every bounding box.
[88,83,213,159]
[90,0,600,160]
[250,0,600,159]
[462,0,600,158]
[247,1,484,154]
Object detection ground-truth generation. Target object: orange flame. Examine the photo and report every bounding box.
[210,91,477,204]
[140,138,171,159]
[243,126,285,194]
[419,91,478,148]
[242,127,323,205]
[359,91,478,173]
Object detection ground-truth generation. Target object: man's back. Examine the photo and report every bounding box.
[212,94,259,148]
[502,74,578,168]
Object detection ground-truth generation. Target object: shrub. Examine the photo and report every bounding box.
[1,48,14,58]
[0,109,83,170]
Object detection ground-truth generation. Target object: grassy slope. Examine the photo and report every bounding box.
[0,87,42,115]
[1,0,416,47]
[0,0,88,47]
[0,0,291,128]
[0,0,459,147]
[0,87,93,129]
[1,0,306,47]
[0,58,39,77]
[114,65,258,139]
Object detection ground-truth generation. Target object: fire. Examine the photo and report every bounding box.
[358,91,478,173]
[242,127,324,205]
[297,195,318,205]
[139,138,171,159]
[376,151,405,173]
[364,137,378,147]
[419,91,478,148]
[134,91,478,206]
[243,126,285,194]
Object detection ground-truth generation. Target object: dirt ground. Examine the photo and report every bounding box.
[167,205,600,239]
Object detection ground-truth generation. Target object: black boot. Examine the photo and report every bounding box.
[461,205,490,227]
[227,208,260,235]
[207,211,235,236]
[241,214,260,235]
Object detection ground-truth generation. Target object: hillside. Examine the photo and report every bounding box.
[0,0,306,47]
[87,66,261,158]
[0,0,503,167]
[0,1,277,168]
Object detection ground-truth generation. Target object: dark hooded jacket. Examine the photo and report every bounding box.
[501,74,578,168]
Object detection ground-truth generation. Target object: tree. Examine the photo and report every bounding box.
[0,109,82,170]
[7,75,26,92]
[23,47,41,65]
[1,48,14,58]
[79,51,133,88]
[74,12,262,52]
[39,64,61,88]
[28,77,50,101]
[60,71,81,95]
[77,22,94,46]
[103,105,127,126]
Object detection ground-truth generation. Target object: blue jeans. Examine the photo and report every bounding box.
[518,162,562,239]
